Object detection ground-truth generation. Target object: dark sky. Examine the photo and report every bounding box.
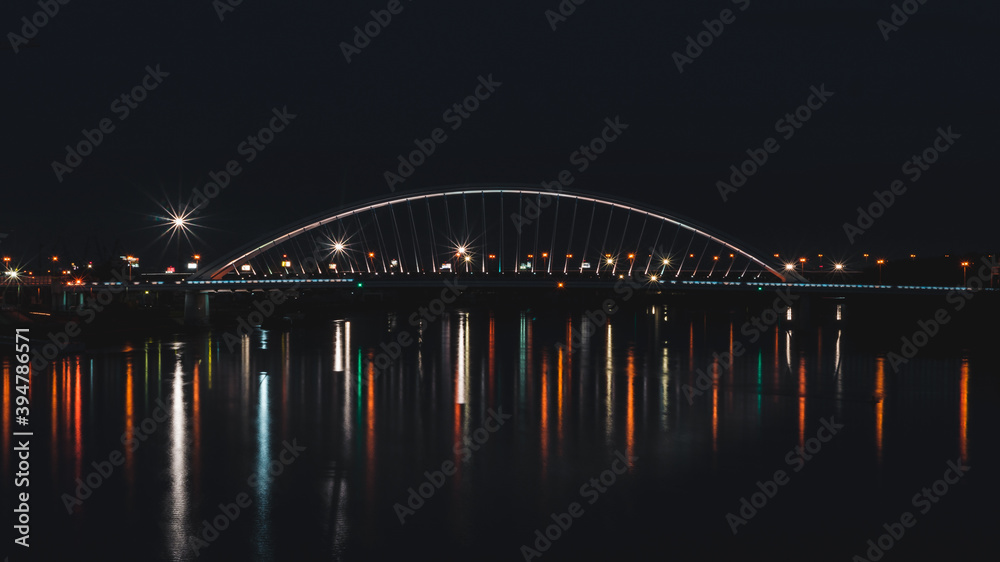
[2,0,996,270]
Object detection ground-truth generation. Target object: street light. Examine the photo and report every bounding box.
[961,261,970,285]
[876,259,885,284]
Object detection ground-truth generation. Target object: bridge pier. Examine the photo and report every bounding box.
[184,291,211,326]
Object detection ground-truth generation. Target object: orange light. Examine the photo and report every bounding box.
[488,254,496,259]
[565,254,573,258]
[193,254,201,260]
[2,257,9,262]
[877,259,885,265]
[713,256,719,261]
[52,256,58,262]
[628,254,635,259]
[368,252,374,258]
[863,254,869,258]
[689,253,694,258]
[799,258,806,263]
[542,253,548,258]
[773,253,780,258]
[557,282,564,288]
[729,253,734,258]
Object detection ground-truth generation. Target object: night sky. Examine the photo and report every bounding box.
[2,0,996,270]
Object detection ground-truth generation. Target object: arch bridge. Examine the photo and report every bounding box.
[190,186,801,284]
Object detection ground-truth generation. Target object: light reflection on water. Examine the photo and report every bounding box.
[6,304,992,560]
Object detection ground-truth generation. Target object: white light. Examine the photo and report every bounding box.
[187,262,198,270]
[333,243,344,252]
[241,264,252,272]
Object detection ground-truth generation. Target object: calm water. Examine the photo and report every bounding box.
[2,304,996,561]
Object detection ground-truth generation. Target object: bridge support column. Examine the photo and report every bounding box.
[52,289,68,312]
[184,291,211,326]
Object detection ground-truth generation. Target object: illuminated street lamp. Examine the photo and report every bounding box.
[124,255,139,282]
[961,261,970,285]
[876,259,885,284]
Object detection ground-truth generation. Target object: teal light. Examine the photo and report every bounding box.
[357,282,363,287]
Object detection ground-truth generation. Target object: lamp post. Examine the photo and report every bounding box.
[876,259,885,284]
[961,261,970,285]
